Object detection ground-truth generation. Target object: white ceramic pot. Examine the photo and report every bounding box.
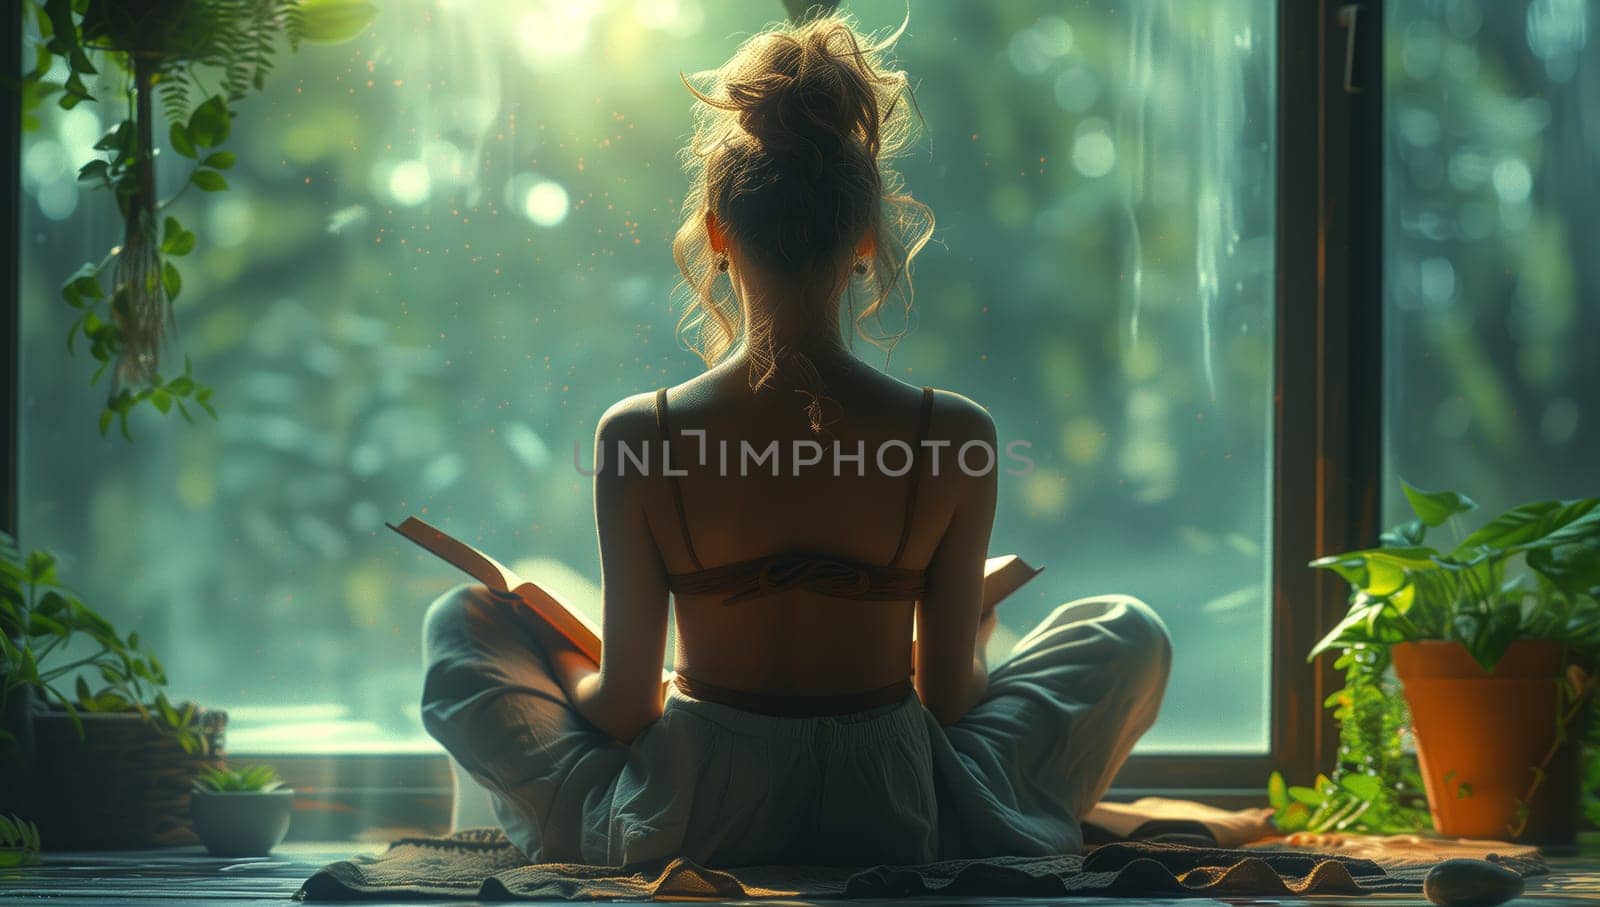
[189,789,294,857]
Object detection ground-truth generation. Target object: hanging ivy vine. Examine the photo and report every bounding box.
[1268,644,1433,835]
[22,0,376,439]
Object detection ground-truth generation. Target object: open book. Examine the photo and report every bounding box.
[390,516,605,661]
[979,554,1043,614]
[389,515,1041,665]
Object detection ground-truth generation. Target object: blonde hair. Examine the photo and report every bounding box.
[672,13,934,424]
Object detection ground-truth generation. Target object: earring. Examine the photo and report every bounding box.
[716,253,730,273]
[853,259,868,275]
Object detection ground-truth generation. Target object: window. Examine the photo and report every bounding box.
[1384,0,1598,521]
[18,3,1274,760]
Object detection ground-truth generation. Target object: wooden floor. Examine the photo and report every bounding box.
[2,841,1597,905]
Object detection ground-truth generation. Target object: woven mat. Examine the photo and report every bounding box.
[294,828,1547,901]
[1259,831,1543,865]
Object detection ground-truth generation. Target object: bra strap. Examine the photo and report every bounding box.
[889,387,935,567]
[655,388,704,571]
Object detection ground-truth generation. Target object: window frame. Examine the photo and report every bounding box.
[3,0,20,540]
[1111,0,1385,804]
[1,0,1389,833]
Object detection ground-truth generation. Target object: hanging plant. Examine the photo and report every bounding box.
[22,0,376,439]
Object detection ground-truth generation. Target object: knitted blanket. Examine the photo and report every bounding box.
[295,828,1546,901]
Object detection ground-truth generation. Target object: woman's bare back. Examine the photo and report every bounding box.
[594,352,997,705]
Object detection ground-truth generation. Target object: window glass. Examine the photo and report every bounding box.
[20,1,1275,752]
[1385,1,1598,522]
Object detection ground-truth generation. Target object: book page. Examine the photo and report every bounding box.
[981,555,1043,612]
[388,517,601,662]
[512,579,602,664]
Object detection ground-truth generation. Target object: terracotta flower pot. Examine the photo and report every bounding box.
[1392,640,1586,845]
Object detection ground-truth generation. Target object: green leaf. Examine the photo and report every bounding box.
[92,122,128,153]
[1310,554,1372,588]
[98,409,112,436]
[26,612,67,636]
[201,151,236,170]
[187,96,231,148]
[1311,547,1439,595]
[161,262,182,302]
[1457,499,1600,555]
[42,1,78,57]
[24,550,57,586]
[1380,519,1426,548]
[1401,481,1478,528]
[67,45,95,77]
[34,590,70,617]
[1527,543,1600,598]
[1463,603,1524,672]
[299,0,380,44]
[76,159,109,185]
[58,699,83,739]
[151,390,172,414]
[169,122,197,159]
[1338,773,1382,801]
[1268,771,1288,810]
[1310,604,1384,658]
[61,264,104,308]
[1288,786,1324,807]
[161,225,197,257]
[1275,801,1311,833]
[60,70,93,107]
[17,648,39,684]
[190,170,228,193]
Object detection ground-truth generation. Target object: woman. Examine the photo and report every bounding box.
[421,13,1170,868]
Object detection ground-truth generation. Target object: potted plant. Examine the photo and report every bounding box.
[1306,483,1599,844]
[0,816,41,868]
[190,765,294,857]
[1,532,226,848]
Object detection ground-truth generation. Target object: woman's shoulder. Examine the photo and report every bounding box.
[915,385,997,447]
[595,390,663,446]
[598,376,995,445]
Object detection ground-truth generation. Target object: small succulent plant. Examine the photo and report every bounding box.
[193,764,285,793]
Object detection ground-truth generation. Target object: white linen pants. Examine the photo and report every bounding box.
[421,586,1171,868]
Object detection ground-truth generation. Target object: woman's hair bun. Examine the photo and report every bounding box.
[672,12,934,400]
[718,20,883,159]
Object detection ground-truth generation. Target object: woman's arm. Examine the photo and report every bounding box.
[545,395,671,744]
[914,395,999,726]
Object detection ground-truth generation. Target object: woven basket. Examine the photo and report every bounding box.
[33,707,227,849]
